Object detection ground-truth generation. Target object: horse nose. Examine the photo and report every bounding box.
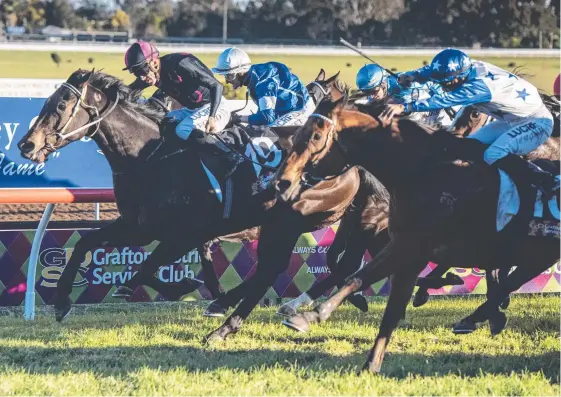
[19,141,35,154]
[275,179,292,195]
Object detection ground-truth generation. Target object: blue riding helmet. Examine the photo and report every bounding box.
[429,48,472,84]
[356,64,387,91]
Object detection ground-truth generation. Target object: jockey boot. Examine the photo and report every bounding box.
[492,154,558,197]
[445,136,488,162]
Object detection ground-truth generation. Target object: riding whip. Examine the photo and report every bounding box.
[339,38,399,78]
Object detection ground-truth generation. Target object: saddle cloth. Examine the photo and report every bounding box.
[497,168,560,238]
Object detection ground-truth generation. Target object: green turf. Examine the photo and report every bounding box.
[0,51,559,99]
[0,294,558,395]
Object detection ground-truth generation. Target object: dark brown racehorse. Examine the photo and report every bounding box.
[275,94,559,373]
[16,69,371,332]
[413,100,560,307]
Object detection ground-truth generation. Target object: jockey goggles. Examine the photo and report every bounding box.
[128,61,152,78]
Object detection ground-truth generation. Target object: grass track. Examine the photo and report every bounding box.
[0,51,559,95]
[0,294,558,395]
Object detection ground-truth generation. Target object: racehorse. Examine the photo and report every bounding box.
[17,69,368,327]
[275,93,559,373]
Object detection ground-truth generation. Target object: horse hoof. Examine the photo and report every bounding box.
[276,304,296,317]
[203,330,224,345]
[203,301,227,317]
[452,319,477,334]
[54,297,72,323]
[282,314,310,333]
[489,311,508,336]
[412,292,429,307]
[499,295,511,310]
[347,293,368,313]
[112,286,134,298]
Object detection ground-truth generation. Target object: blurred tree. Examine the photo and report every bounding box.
[110,8,130,31]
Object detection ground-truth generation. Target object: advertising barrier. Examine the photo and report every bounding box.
[0,226,559,306]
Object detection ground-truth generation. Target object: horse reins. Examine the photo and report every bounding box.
[300,113,353,186]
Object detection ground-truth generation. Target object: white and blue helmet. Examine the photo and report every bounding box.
[429,48,472,84]
[356,64,387,92]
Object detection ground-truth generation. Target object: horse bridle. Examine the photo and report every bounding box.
[300,112,352,186]
[45,81,120,150]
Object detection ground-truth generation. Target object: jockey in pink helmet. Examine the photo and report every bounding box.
[123,40,225,137]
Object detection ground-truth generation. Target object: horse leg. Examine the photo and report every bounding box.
[55,218,150,322]
[413,265,449,308]
[454,261,552,335]
[203,271,253,317]
[362,272,419,374]
[277,214,374,317]
[121,237,205,301]
[282,238,427,332]
[198,241,224,299]
[498,267,511,310]
[204,219,301,343]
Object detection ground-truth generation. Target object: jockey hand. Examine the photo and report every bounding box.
[206,116,218,133]
[398,74,415,87]
[230,113,243,125]
[379,104,404,127]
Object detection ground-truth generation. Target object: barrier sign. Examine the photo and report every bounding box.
[0,226,559,306]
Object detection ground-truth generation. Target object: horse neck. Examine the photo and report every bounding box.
[338,116,439,191]
[93,105,163,172]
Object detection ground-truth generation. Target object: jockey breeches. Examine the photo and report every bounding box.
[467,106,553,165]
[168,97,231,140]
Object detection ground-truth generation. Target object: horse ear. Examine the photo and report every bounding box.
[326,71,341,84]
[315,68,326,81]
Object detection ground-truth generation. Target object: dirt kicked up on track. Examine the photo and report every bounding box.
[0,295,558,396]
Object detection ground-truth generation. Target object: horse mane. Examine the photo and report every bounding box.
[67,69,166,124]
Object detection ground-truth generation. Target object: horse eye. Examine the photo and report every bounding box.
[316,120,324,128]
[313,132,322,141]
[57,102,66,112]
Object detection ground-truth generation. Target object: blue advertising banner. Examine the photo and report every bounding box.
[0,97,113,188]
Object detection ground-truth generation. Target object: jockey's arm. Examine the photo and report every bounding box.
[128,78,150,91]
[176,58,224,118]
[245,78,278,125]
[404,80,492,113]
[401,65,434,84]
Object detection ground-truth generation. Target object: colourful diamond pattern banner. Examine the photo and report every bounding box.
[0,227,559,306]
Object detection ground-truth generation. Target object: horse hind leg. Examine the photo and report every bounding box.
[198,241,224,299]
[454,242,557,335]
[363,271,419,374]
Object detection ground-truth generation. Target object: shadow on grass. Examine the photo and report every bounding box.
[0,344,559,383]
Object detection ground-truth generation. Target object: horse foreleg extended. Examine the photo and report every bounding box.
[277,219,377,317]
[204,219,301,343]
[122,236,205,300]
[283,238,427,332]
[486,267,511,310]
[363,272,419,373]
[55,218,150,321]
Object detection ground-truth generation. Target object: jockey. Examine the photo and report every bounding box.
[212,47,314,127]
[355,63,458,128]
[381,48,557,194]
[123,40,229,140]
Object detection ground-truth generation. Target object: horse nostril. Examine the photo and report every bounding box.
[20,141,35,154]
[275,179,292,194]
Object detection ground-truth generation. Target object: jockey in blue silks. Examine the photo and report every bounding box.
[381,48,557,194]
[212,47,315,127]
[355,63,458,129]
